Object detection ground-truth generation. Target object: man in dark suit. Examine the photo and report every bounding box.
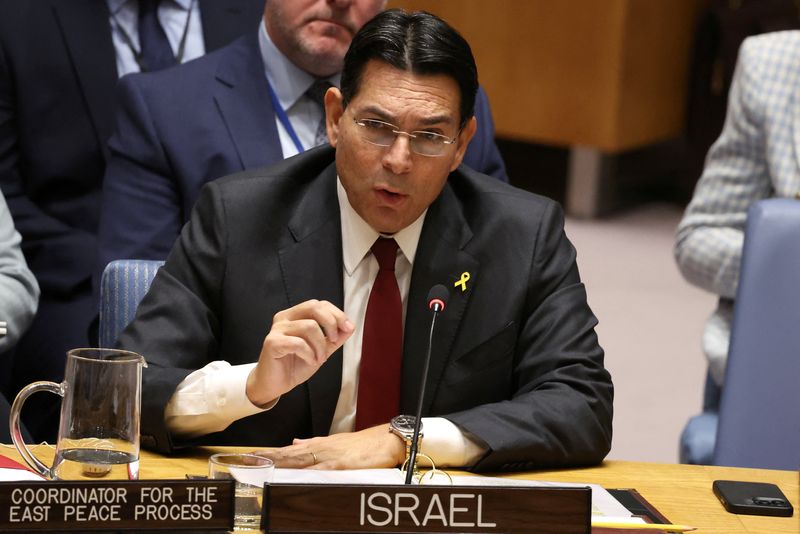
[120,10,612,471]
[0,0,262,441]
[96,0,506,277]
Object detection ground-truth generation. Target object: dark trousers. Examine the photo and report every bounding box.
[0,391,32,443]
[8,286,96,443]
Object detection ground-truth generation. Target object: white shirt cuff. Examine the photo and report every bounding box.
[419,417,487,467]
[165,361,275,438]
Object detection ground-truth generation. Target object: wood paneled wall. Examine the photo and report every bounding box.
[390,0,707,152]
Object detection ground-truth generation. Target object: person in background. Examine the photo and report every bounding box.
[675,31,800,388]
[119,9,612,472]
[0,192,38,372]
[96,0,507,279]
[0,190,38,443]
[0,0,262,441]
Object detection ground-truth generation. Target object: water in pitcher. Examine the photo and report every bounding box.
[52,448,140,480]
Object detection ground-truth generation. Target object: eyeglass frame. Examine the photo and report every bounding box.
[352,118,461,157]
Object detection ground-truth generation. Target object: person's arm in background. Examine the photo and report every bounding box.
[461,86,508,182]
[96,73,185,285]
[0,36,97,297]
[674,37,774,300]
[0,190,39,353]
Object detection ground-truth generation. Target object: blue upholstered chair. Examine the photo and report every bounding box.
[679,372,720,465]
[679,198,800,470]
[98,259,164,348]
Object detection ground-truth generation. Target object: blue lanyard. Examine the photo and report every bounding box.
[266,79,306,154]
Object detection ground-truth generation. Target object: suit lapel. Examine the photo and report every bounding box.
[278,164,344,436]
[400,181,479,415]
[51,1,117,160]
[213,34,284,171]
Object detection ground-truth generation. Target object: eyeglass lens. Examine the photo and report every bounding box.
[355,119,454,156]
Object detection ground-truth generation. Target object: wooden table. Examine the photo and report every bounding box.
[4,444,798,533]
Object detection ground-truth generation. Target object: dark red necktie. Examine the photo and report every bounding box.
[355,238,402,430]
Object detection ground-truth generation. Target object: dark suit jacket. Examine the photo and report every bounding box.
[0,0,263,437]
[120,147,613,472]
[96,32,508,278]
[0,0,263,298]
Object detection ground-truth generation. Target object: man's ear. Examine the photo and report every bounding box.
[449,116,477,172]
[324,87,345,147]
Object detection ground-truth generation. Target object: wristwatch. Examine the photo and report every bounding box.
[390,415,422,463]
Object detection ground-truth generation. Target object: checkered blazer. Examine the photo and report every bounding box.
[675,31,800,385]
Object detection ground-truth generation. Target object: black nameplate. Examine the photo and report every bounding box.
[265,484,591,533]
[0,480,233,531]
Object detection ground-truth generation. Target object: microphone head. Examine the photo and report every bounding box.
[427,284,450,312]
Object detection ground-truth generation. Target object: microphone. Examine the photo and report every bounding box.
[405,284,450,484]
[427,285,448,313]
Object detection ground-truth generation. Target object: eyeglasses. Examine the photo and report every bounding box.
[353,118,458,157]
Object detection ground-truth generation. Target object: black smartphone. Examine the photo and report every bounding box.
[713,480,794,517]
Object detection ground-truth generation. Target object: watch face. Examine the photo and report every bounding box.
[392,415,416,432]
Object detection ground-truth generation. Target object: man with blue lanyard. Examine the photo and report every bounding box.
[96,0,508,279]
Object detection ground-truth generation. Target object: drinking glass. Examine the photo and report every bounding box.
[209,453,274,532]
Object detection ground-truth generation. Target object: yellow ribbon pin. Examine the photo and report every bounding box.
[454,272,470,292]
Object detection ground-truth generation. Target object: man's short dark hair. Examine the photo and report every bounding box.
[340,9,478,128]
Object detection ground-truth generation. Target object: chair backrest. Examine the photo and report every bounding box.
[713,198,800,470]
[99,259,164,348]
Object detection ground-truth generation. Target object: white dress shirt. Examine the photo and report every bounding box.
[165,179,486,467]
[257,20,339,157]
[106,0,206,77]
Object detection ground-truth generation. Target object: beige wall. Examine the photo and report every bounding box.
[390,0,707,152]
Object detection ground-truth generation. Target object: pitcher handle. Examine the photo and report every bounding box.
[9,381,64,479]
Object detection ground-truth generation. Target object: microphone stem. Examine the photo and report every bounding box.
[404,309,438,484]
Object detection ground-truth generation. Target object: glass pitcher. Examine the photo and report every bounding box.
[10,348,147,480]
